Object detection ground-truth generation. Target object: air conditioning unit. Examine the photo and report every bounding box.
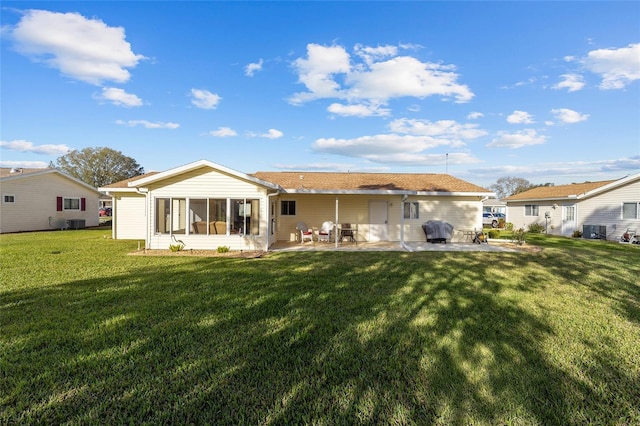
[583,225,606,240]
[67,219,86,229]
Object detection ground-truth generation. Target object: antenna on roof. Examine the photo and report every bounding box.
[445,153,449,174]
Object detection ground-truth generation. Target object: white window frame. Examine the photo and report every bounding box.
[621,202,640,220]
[2,194,15,204]
[525,204,539,216]
[64,197,81,211]
[403,202,419,219]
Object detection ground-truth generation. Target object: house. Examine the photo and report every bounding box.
[100,160,493,251]
[503,172,640,240]
[0,167,101,233]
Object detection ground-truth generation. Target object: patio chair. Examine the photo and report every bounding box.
[317,221,333,242]
[340,223,356,243]
[296,222,314,244]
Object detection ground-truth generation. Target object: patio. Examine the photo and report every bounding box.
[270,240,522,253]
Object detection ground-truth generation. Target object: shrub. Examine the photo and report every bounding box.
[513,227,527,245]
[169,243,184,252]
[488,230,500,239]
[572,230,583,238]
[504,222,514,232]
[217,246,230,253]
[527,223,545,234]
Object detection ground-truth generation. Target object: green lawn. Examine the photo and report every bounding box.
[1,229,639,425]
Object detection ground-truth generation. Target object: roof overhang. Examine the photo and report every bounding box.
[281,189,493,197]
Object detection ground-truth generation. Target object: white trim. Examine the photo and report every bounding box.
[128,160,280,190]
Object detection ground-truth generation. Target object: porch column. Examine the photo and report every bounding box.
[335,196,339,248]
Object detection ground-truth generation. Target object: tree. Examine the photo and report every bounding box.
[55,147,144,188]
[489,176,534,199]
[489,176,555,199]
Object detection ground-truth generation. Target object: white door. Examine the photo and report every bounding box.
[562,204,577,236]
[368,201,388,241]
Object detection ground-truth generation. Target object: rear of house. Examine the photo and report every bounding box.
[0,168,100,233]
[504,173,640,241]
[102,161,493,251]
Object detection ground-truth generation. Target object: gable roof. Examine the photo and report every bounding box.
[100,160,280,191]
[252,171,491,195]
[0,167,100,194]
[504,172,640,202]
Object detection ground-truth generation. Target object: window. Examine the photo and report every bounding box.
[64,198,80,210]
[155,197,259,235]
[622,202,639,220]
[281,200,296,216]
[2,194,15,203]
[403,202,419,219]
[525,205,539,216]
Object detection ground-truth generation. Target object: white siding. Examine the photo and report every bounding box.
[144,168,271,250]
[275,193,484,242]
[0,173,99,233]
[507,202,561,233]
[113,193,146,239]
[578,179,640,241]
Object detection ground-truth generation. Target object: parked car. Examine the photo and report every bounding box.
[99,207,112,216]
[483,212,505,228]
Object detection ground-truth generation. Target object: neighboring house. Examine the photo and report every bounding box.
[99,160,493,251]
[0,167,101,233]
[483,198,507,215]
[503,172,640,240]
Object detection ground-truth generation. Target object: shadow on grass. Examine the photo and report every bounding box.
[1,245,639,424]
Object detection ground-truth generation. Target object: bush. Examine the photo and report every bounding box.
[169,243,184,252]
[488,230,500,239]
[217,246,230,253]
[527,223,545,234]
[504,222,514,232]
[572,230,583,238]
[513,227,527,245]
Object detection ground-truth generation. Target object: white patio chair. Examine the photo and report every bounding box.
[317,221,333,242]
[296,222,314,244]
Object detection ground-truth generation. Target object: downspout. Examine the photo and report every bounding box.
[135,187,149,249]
[400,194,412,252]
[266,192,278,251]
[335,196,339,248]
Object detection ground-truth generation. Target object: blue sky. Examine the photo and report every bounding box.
[1,1,639,187]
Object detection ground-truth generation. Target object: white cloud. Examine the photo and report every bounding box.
[289,43,473,105]
[0,160,49,168]
[507,110,535,124]
[468,155,640,180]
[10,9,144,85]
[208,127,237,137]
[327,102,391,117]
[260,129,284,139]
[96,87,143,107]
[115,120,179,129]
[552,73,585,92]
[467,112,484,120]
[0,139,70,155]
[245,59,263,77]
[487,129,547,149]
[190,89,221,109]
[388,118,487,140]
[582,43,640,89]
[551,108,589,124]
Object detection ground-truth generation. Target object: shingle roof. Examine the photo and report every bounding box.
[504,180,616,201]
[99,172,160,188]
[252,171,490,193]
[0,167,47,178]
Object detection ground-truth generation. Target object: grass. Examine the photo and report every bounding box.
[1,229,639,425]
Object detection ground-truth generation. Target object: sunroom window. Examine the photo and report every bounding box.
[155,197,259,235]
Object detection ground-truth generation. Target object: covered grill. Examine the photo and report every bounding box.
[421,220,454,243]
